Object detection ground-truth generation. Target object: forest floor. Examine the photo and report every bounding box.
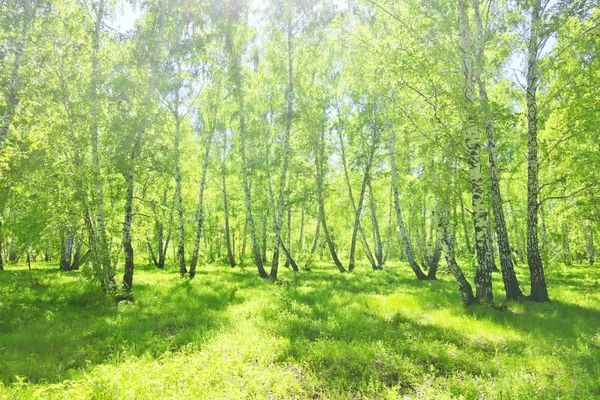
[0,260,599,399]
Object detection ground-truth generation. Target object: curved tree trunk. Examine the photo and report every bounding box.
[388,132,429,280]
[438,213,477,306]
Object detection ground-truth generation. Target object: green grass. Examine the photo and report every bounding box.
[0,260,599,399]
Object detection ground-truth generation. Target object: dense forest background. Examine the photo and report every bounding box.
[1,0,599,302]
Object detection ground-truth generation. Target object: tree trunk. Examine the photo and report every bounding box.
[122,2,165,293]
[227,24,267,278]
[486,219,498,272]
[348,134,377,272]
[71,239,81,270]
[427,203,442,280]
[284,208,292,269]
[540,201,549,259]
[383,185,393,263]
[298,207,305,253]
[0,0,32,150]
[88,0,113,291]
[220,130,237,268]
[562,222,572,266]
[438,213,477,306]
[368,182,384,269]
[388,132,429,280]
[174,115,187,276]
[525,0,549,302]
[147,238,159,268]
[458,0,493,303]
[122,151,137,291]
[189,95,218,277]
[0,221,4,271]
[316,130,346,273]
[241,215,248,264]
[337,114,377,271]
[270,25,298,279]
[586,222,595,266]
[459,194,473,254]
[262,211,268,263]
[304,212,320,270]
[472,0,523,300]
[61,227,75,271]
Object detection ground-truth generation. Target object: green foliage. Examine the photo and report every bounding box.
[1,261,599,399]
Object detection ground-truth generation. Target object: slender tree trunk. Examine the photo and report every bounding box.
[61,227,75,271]
[472,1,523,300]
[383,184,393,263]
[586,222,595,265]
[316,130,346,273]
[122,2,165,293]
[388,132,429,280]
[562,222,572,266]
[298,207,305,253]
[147,238,159,268]
[459,194,473,254]
[368,182,384,269]
[241,215,248,264]
[88,0,113,291]
[156,214,166,268]
[438,213,477,306]
[310,219,320,254]
[227,25,267,277]
[0,221,3,271]
[122,147,138,291]
[540,201,549,258]
[337,115,377,270]
[284,208,292,269]
[525,0,549,302]
[190,95,218,277]
[304,212,320,270]
[270,24,298,278]
[0,0,31,150]
[262,211,268,263]
[174,115,187,276]
[486,219,498,272]
[348,135,377,272]
[71,239,81,270]
[221,132,236,268]
[426,203,442,280]
[458,0,493,303]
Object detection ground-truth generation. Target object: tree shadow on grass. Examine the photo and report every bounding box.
[0,265,243,385]
[263,264,600,397]
[262,277,524,396]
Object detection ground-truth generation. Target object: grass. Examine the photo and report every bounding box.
[0,259,599,399]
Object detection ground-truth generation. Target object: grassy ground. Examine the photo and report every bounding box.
[0,260,599,399]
